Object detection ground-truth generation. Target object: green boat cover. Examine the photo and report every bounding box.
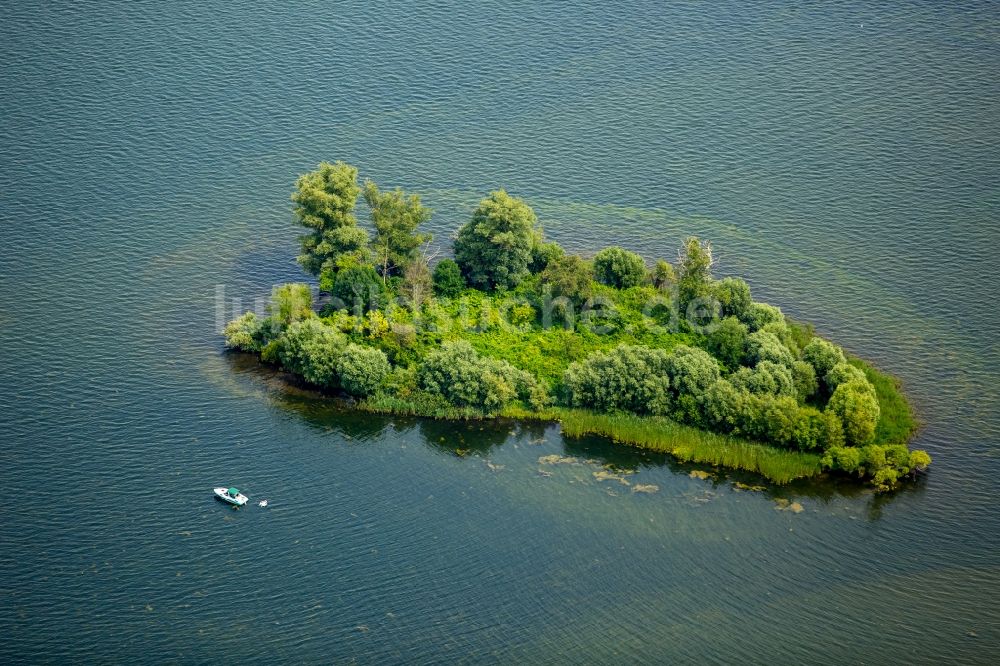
[227,487,239,496]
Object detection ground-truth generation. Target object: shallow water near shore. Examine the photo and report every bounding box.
[2,1,999,662]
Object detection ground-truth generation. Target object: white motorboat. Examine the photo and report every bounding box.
[214,487,248,506]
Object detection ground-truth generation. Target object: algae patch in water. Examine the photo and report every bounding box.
[593,470,631,486]
[774,498,805,513]
[538,454,579,465]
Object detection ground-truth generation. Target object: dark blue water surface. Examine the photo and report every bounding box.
[2,1,999,663]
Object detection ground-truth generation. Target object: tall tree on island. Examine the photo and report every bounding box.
[677,236,715,309]
[363,180,433,283]
[291,161,371,282]
[454,190,541,290]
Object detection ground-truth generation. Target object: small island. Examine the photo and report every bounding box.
[225,161,931,491]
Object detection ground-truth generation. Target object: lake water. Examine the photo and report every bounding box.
[2,1,999,663]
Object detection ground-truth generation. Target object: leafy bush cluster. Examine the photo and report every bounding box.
[822,444,933,492]
[223,312,267,353]
[540,254,594,304]
[418,340,547,413]
[223,161,930,490]
[564,345,673,414]
[432,259,465,299]
[564,343,842,452]
[225,284,390,397]
[592,247,646,289]
[558,303,928,486]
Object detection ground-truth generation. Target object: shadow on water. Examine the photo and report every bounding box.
[223,352,922,515]
[225,352,396,442]
[418,419,511,456]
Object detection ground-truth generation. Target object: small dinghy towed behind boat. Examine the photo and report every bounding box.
[214,487,248,506]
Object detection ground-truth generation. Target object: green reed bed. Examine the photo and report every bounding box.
[547,408,823,484]
[360,393,487,420]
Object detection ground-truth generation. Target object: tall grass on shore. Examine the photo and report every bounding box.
[360,393,487,420]
[538,408,822,484]
[852,357,918,445]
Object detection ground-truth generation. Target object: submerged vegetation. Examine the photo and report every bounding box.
[225,161,930,491]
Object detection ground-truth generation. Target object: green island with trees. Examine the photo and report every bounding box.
[224,161,931,491]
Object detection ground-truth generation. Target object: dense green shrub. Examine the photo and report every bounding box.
[884,443,912,469]
[786,405,841,451]
[593,246,646,289]
[741,302,784,331]
[754,394,801,446]
[860,443,929,490]
[432,259,466,298]
[737,393,843,451]
[802,338,846,380]
[418,340,540,412]
[454,190,539,290]
[825,362,868,393]
[871,467,901,492]
[821,446,863,473]
[224,312,266,352]
[337,344,391,396]
[563,345,673,415]
[419,341,507,409]
[790,360,818,401]
[508,302,537,328]
[666,345,721,397]
[540,254,593,304]
[745,330,795,367]
[380,364,419,398]
[703,379,747,433]
[760,321,799,356]
[827,379,880,446]
[277,318,343,387]
[706,316,748,370]
[713,277,752,321]
[681,372,843,451]
[666,345,721,423]
[529,240,565,273]
[649,259,676,291]
[909,449,932,471]
[330,265,387,313]
[729,360,795,397]
[267,283,313,329]
[821,443,931,490]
